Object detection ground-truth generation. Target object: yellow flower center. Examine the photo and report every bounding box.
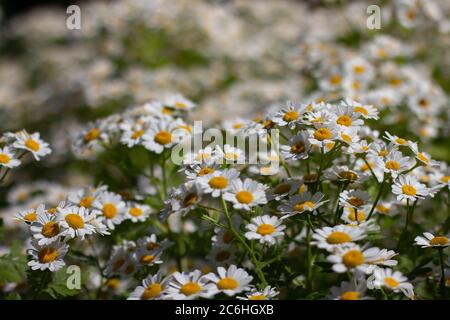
[222,230,234,244]
[402,185,417,196]
[124,264,135,274]
[38,247,59,263]
[79,196,93,208]
[313,128,332,141]
[338,171,358,182]
[47,208,57,214]
[146,242,160,250]
[429,236,449,246]
[154,130,172,145]
[217,277,238,290]
[131,130,145,140]
[129,207,143,217]
[274,183,291,195]
[378,150,389,157]
[182,193,198,207]
[256,224,275,236]
[215,250,231,262]
[113,258,125,271]
[340,133,353,143]
[336,115,352,126]
[175,101,187,109]
[139,255,155,264]
[102,203,117,219]
[327,231,352,244]
[84,128,100,142]
[236,191,254,204]
[0,153,11,164]
[353,65,365,74]
[384,277,399,288]
[342,250,364,268]
[41,221,60,238]
[348,197,364,207]
[224,153,239,160]
[180,282,202,296]
[198,167,215,176]
[395,138,407,145]
[418,99,429,108]
[441,176,450,183]
[340,291,359,300]
[347,209,365,222]
[290,142,305,154]
[24,212,37,222]
[208,176,228,189]
[297,201,315,212]
[141,283,162,299]
[65,213,85,229]
[283,111,299,122]
[249,294,266,300]
[329,75,342,85]
[232,123,243,129]
[25,139,40,151]
[385,160,400,171]
[417,153,429,164]
[376,204,390,214]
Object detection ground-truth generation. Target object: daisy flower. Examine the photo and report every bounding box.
[142,117,184,154]
[329,276,371,300]
[312,225,366,252]
[331,104,365,128]
[28,240,68,272]
[278,192,328,217]
[163,94,196,112]
[135,247,164,267]
[67,185,107,209]
[328,245,397,274]
[206,265,253,297]
[183,146,217,166]
[414,232,449,248]
[341,99,379,120]
[215,144,245,164]
[15,206,42,223]
[223,178,268,211]
[162,182,203,218]
[58,205,98,240]
[392,175,429,202]
[119,118,148,147]
[280,131,311,160]
[238,286,279,300]
[367,268,414,299]
[384,132,411,147]
[0,147,21,168]
[339,190,370,209]
[206,245,237,266]
[308,125,339,148]
[409,142,440,167]
[376,150,411,177]
[128,272,172,300]
[125,203,151,222]
[12,130,51,160]
[197,168,239,197]
[165,270,215,300]
[266,179,302,201]
[30,210,63,245]
[244,215,285,245]
[92,191,126,230]
[271,101,305,128]
[136,234,172,252]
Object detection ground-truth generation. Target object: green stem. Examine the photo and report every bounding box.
[220,196,268,287]
[306,216,313,292]
[367,174,387,220]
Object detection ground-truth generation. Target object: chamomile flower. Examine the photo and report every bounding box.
[280,131,311,160]
[183,147,216,166]
[162,182,203,218]
[58,205,98,240]
[238,286,279,300]
[142,117,183,154]
[15,207,41,223]
[215,144,245,164]
[341,99,379,120]
[128,272,172,300]
[125,203,151,222]
[206,265,253,297]
[414,232,449,248]
[271,101,305,128]
[312,225,366,252]
[0,147,20,168]
[166,270,215,300]
[408,142,439,167]
[28,240,68,272]
[339,190,371,209]
[329,276,371,300]
[197,168,239,197]
[136,234,172,252]
[266,179,302,201]
[12,131,51,160]
[164,94,196,111]
[206,245,237,266]
[135,247,164,267]
[392,175,429,202]
[30,211,63,245]
[328,245,397,274]
[92,191,126,230]
[67,185,107,209]
[367,268,414,299]
[331,104,365,128]
[308,125,339,148]
[376,150,411,177]
[384,132,411,147]
[119,118,148,147]
[223,178,268,211]
[244,215,285,245]
[278,192,328,217]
